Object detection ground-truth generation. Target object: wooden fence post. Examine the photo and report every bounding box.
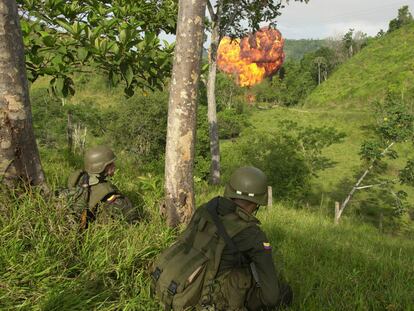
[334,201,340,225]
[267,186,272,208]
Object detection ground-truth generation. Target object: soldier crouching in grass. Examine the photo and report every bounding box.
[151,166,292,311]
[66,145,139,228]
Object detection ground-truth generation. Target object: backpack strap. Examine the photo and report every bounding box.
[205,197,249,267]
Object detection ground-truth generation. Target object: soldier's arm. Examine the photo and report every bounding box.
[236,227,291,310]
[100,194,139,224]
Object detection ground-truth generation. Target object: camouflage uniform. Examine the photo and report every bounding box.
[151,167,292,311]
[67,146,138,227]
[198,197,292,311]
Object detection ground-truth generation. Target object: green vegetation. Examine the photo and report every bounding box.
[3,5,414,310]
[388,5,413,33]
[19,0,177,96]
[283,39,325,60]
[2,180,414,310]
[306,24,414,107]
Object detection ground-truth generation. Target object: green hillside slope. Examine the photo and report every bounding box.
[284,39,325,60]
[305,24,414,107]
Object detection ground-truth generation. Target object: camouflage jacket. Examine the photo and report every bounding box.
[67,170,138,226]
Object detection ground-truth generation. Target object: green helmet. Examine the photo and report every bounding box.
[84,145,116,174]
[224,166,268,205]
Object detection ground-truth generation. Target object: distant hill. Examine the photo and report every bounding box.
[283,39,326,60]
[305,24,414,108]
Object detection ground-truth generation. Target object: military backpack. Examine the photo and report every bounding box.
[151,197,256,310]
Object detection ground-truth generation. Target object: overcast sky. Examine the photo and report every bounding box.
[276,0,414,39]
[160,0,414,43]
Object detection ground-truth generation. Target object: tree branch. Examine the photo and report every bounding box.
[355,179,397,190]
[338,141,395,218]
[206,0,216,21]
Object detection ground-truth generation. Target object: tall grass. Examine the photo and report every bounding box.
[260,206,414,310]
[0,182,175,310]
[2,185,414,310]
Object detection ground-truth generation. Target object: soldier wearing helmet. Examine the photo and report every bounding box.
[67,145,138,227]
[218,166,293,310]
[152,166,292,310]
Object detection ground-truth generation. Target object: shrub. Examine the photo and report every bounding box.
[108,91,168,165]
[218,109,250,139]
[222,123,345,202]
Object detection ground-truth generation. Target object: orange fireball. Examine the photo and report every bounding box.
[217,27,285,87]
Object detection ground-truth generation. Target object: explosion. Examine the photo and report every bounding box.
[217,27,285,87]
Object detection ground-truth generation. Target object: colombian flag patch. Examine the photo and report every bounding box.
[263,242,272,250]
[107,194,117,203]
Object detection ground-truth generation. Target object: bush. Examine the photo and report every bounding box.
[218,109,250,139]
[223,130,312,201]
[222,123,345,202]
[108,91,168,166]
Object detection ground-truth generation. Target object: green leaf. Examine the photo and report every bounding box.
[42,35,55,47]
[120,29,129,44]
[111,43,120,55]
[120,63,134,86]
[77,48,88,61]
[20,19,31,35]
[54,76,65,97]
[100,39,108,54]
[56,19,73,33]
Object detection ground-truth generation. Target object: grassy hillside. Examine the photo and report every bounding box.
[284,39,325,60]
[305,24,414,108]
[222,106,414,233]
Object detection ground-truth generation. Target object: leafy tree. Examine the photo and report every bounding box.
[376,29,385,38]
[342,28,368,58]
[255,46,338,107]
[17,0,177,96]
[1,0,177,189]
[205,0,309,185]
[388,5,413,33]
[109,92,168,165]
[336,93,414,222]
[342,28,355,57]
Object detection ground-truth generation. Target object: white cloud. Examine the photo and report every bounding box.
[324,21,388,38]
[277,0,414,39]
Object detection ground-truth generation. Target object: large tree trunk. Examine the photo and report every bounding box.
[0,0,46,187]
[164,0,207,227]
[206,1,223,185]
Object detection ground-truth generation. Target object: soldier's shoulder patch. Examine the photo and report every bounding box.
[263,242,272,250]
[106,194,119,203]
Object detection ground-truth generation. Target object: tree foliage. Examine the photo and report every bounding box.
[18,0,178,96]
[223,121,344,201]
[388,5,413,33]
[253,46,339,106]
[342,93,414,219]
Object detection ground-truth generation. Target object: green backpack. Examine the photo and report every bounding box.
[151,197,255,310]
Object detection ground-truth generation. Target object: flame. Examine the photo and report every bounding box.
[217,27,285,87]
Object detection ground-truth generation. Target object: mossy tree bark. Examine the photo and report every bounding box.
[164,0,207,227]
[0,0,46,186]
